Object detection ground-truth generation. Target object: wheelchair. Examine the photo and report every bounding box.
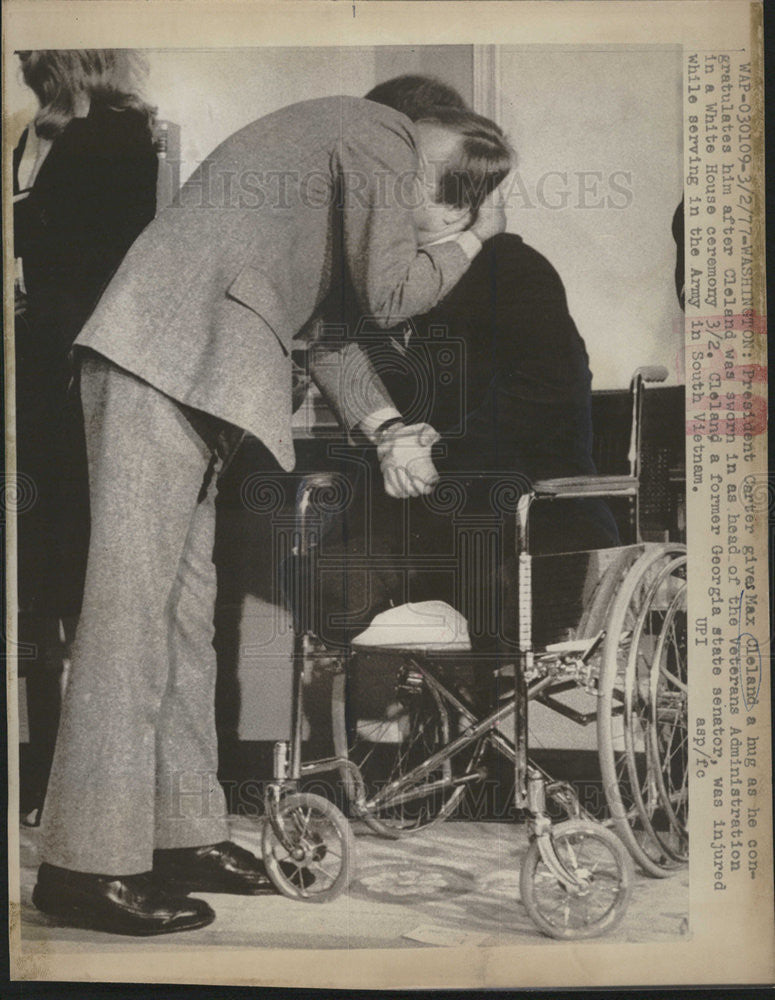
[260,366,687,939]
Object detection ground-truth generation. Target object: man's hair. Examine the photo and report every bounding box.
[419,107,514,213]
[365,74,467,121]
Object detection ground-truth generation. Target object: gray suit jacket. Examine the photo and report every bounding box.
[76,96,473,469]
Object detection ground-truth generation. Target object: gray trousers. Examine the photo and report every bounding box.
[40,354,238,874]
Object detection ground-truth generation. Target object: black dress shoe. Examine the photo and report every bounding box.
[153,841,277,895]
[32,863,215,936]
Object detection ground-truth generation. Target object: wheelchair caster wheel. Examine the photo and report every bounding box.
[262,792,355,902]
[520,820,633,939]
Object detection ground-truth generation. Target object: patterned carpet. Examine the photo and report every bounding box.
[17,816,688,951]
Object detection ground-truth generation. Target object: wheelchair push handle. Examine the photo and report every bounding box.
[632,365,668,385]
[296,472,337,519]
[626,365,668,486]
[297,472,338,499]
[294,473,340,557]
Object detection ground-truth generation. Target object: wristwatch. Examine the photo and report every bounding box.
[373,416,405,440]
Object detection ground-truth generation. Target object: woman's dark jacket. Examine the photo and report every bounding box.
[14,103,158,614]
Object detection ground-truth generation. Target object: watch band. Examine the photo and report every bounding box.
[374,416,405,437]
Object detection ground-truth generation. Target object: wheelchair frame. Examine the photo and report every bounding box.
[258,367,688,939]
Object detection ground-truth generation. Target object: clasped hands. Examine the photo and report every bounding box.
[376,421,440,498]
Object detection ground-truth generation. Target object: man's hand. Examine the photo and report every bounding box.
[470,185,507,243]
[376,422,440,498]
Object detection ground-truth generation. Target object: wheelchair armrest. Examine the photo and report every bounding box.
[532,474,639,497]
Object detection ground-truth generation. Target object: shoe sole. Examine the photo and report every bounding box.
[32,884,216,936]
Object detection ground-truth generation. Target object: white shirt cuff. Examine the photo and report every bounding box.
[358,407,403,443]
[454,230,483,261]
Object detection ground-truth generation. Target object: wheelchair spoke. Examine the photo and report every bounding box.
[333,656,479,833]
[290,805,313,839]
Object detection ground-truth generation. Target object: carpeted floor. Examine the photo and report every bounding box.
[18,816,688,950]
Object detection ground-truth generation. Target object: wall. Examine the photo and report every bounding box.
[150,45,472,182]
[375,44,473,107]
[145,47,378,183]
[496,45,684,390]
[5,61,37,142]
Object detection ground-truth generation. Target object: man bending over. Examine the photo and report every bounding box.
[34,95,512,935]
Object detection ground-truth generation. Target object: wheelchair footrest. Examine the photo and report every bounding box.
[542,639,595,655]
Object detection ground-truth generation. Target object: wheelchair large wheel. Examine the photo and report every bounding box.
[647,575,689,857]
[520,820,633,939]
[262,792,354,902]
[597,544,687,877]
[331,656,479,837]
[619,555,688,865]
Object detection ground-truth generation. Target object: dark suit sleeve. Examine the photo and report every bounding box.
[337,116,473,326]
[419,234,594,476]
[486,235,591,403]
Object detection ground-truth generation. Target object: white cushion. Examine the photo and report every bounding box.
[352,601,471,651]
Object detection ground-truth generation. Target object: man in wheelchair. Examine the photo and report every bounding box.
[287,81,685,931]
[313,75,620,654]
